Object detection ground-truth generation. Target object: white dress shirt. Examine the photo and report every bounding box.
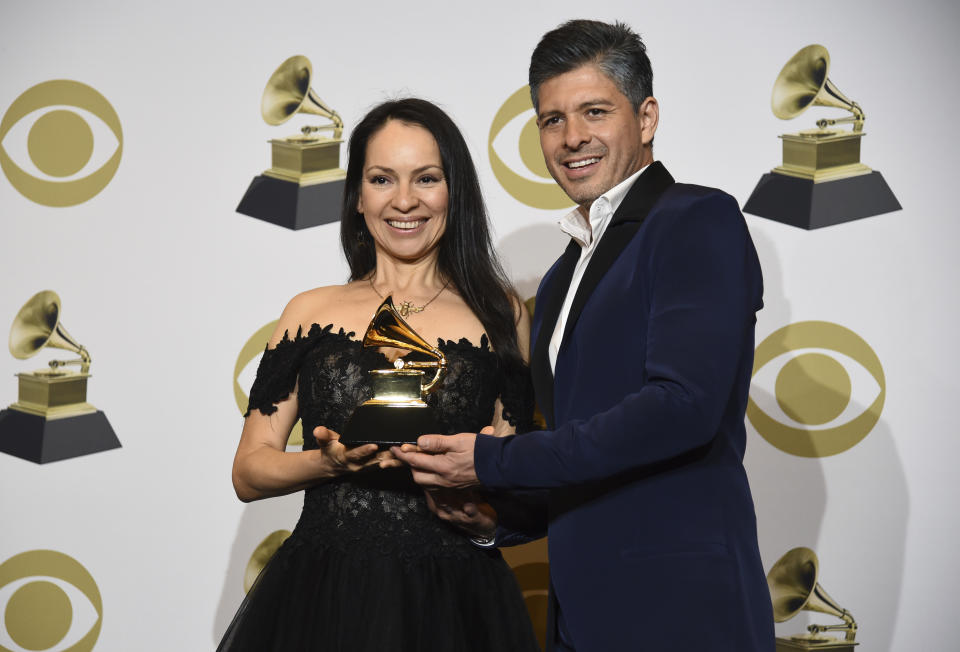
[549,164,649,373]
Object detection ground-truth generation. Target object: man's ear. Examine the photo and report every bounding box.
[639,96,659,146]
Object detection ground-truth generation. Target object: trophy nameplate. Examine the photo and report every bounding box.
[341,297,446,448]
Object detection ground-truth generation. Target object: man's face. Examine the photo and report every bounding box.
[536,64,656,212]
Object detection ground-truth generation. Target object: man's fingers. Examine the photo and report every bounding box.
[409,468,456,488]
[392,447,445,472]
[415,434,447,452]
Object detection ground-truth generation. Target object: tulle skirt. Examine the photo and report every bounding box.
[217,533,539,652]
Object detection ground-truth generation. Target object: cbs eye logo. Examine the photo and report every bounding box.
[1,80,122,207]
[489,86,572,210]
[0,550,101,652]
[234,321,304,446]
[747,321,885,457]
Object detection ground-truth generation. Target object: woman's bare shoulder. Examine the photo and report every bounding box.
[268,285,352,346]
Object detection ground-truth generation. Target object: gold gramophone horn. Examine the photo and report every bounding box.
[772,44,865,132]
[363,297,447,393]
[767,547,858,642]
[261,55,343,138]
[9,290,90,374]
[243,530,291,593]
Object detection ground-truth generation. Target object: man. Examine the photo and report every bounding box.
[394,19,774,651]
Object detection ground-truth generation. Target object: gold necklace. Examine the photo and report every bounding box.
[369,277,449,317]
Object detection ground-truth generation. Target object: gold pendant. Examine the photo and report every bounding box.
[397,302,424,318]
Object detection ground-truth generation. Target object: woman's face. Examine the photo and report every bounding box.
[358,120,448,263]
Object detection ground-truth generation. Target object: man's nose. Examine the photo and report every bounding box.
[563,118,590,149]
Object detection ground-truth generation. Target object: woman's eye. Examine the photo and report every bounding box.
[369,175,389,185]
[418,175,440,184]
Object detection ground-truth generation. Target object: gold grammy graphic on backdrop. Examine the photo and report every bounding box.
[236,55,347,230]
[234,320,303,447]
[0,80,122,206]
[747,321,884,458]
[0,549,103,652]
[244,530,292,593]
[341,297,446,447]
[511,561,550,650]
[0,291,120,463]
[768,547,858,650]
[489,86,573,210]
[743,44,900,229]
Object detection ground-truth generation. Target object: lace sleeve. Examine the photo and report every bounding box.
[244,327,307,417]
[498,361,537,434]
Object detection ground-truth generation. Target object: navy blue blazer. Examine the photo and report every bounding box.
[476,163,774,651]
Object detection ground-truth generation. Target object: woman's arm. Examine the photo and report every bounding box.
[230,294,384,502]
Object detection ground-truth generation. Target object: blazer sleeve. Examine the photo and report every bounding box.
[475,192,762,489]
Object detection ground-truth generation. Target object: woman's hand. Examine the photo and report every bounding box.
[312,426,402,477]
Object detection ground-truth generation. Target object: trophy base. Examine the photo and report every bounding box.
[0,408,120,464]
[341,402,441,448]
[743,170,900,230]
[776,635,858,651]
[236,175,345,230]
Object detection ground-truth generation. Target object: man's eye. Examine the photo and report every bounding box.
[540,116,561,128]
[587,108,606,117]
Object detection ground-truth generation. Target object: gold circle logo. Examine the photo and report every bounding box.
[488,86,573,210]
[0,550,102,651]
[244,530,291,593]
[0,80,122,206]
[234,321,303,446]
[747,321,885,457]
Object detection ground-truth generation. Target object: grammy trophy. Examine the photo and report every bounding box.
[744,44,900,229]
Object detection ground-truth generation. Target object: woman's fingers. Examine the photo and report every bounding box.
[313,426,343,443]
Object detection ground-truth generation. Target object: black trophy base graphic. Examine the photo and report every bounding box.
[341,403,440,448]
[237,175,345,230]
[0,409,120,464]
[743,171,900,230]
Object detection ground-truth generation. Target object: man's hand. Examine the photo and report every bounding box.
[391,431,482,489]
[424,489,497,540]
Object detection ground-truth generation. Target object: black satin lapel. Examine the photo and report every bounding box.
[531,239,580,429]
[561,162,675,345]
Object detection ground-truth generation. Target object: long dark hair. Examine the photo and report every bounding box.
[340,98,524,373]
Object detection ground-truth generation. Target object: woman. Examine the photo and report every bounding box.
[218,98,539,651]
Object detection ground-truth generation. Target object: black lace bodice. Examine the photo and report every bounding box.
[245,324,535,560]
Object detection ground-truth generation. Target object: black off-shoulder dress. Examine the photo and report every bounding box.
[217,324,539,652]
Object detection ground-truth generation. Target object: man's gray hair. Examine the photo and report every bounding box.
[529,19,653,114]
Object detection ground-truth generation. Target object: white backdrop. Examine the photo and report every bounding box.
[1,0,958,649]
